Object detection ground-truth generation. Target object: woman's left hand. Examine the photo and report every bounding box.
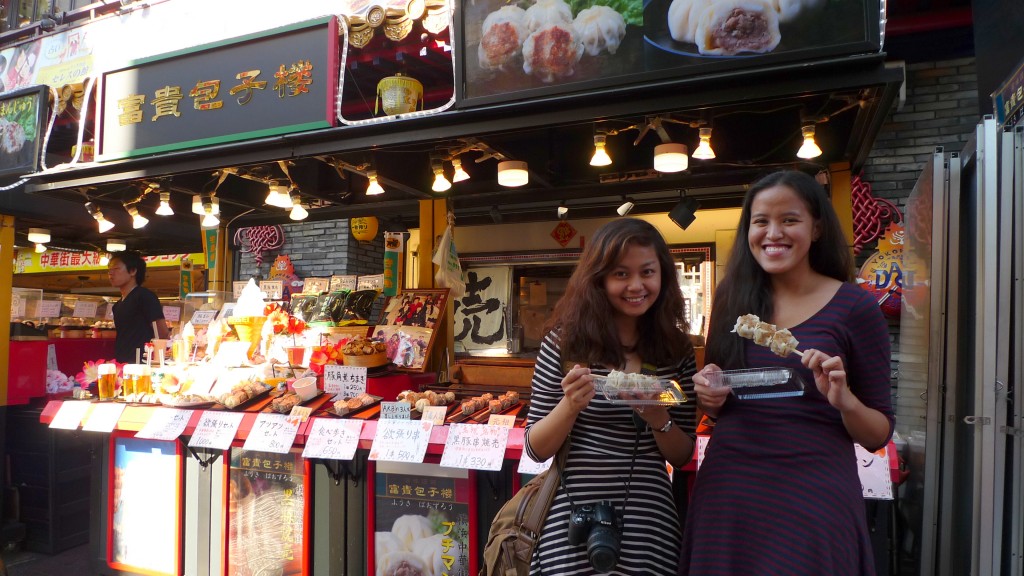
[633,404,670,428]
[801,348,860,412]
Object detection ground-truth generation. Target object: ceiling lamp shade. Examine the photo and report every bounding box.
[127,204,149,229]
[451,158,470,182]
[155,191,174,215]
[27,228,50,244]
[191,195,203,215]
[797,122,822,159]
[654,143,689,173]
[590,134,612,166]
[289,195,309,221]
[669,196,700,230]
[86,202,115,233]
[106,239,127,252]
[201,201,220,228]
[265,183,293,208]
[557,202,568,219]
[366,171,385,196]
[431,163,451,193]
[692,127,716,160]
[497,160,528,187]
[616,197,635,216]
[34,243,46,253]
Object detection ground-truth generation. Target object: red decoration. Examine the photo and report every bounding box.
[851,174,902,255]
[550,221,577,247]
[233,225,285,266]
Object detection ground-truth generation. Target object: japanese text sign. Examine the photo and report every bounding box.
[323,365,367,396]
[440,423,509,471]
[188,411,245,450]
[369,420,433,463]
[243,413,301,454]
[302,418,364,460]
[135,408,193,440]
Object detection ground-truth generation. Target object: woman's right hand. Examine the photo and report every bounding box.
[694,363,730,417]
[561,364,596,413]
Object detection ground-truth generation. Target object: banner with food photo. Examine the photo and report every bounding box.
[461,0,880,102]
[0,85,48,179]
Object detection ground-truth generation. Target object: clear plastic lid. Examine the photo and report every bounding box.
[592,373,689,405]
[704,367,805,400]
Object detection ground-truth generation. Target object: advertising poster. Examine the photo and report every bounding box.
[371,461,475,576]
[228,448,307,576]
[0,86,47,178]
[110,435,182,575]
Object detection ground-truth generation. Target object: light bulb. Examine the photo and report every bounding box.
[497,160,528,187]
[797,123,822,159]
[654,143,688,173]
[366,171,385,196]
[99,253,110,266]
[128,205,149,229]
[590,134,612,166]
[289,196,309,220]
[451,158,470,182]
[191,195,203,215]
[201,202,220,227]
[557,203,568,218]
[96,214,114,233]
[265,184,293,208]
[616,198,635,216]
[692,127,716,160]
[431,165,451,192]
[155,191,174,215]
[106,240,126,252]
[34,243,46,253]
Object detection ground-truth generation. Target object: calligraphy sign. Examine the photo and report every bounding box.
[98,17,338,160]
[452,267,509,350]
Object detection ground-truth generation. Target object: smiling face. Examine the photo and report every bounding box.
[747,184,821,278]
[602,243,661,324]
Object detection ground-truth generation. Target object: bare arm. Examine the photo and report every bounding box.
[526,365,595,461]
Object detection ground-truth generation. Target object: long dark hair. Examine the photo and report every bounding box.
[545,218,692,368]
[705,170,851,369]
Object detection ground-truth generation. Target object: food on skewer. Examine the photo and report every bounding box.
[732,314,760,339]
[768,328,799,357]
[734,315,804,357]
[752,321,775,346]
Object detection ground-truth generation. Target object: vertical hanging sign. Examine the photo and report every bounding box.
[179,258,193,298]
[202,227,219,272]
[383,232,403,297]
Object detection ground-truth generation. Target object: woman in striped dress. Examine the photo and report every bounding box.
[525,218,697,575]
[681,171,894,575]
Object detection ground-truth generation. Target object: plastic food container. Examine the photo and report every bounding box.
[592,374,689,405]
[291,377,319,401]
[704,367,805,400]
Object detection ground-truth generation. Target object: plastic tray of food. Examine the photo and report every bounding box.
[704,367,805,400]
[592,371,688,405]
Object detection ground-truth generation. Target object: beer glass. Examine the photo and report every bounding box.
[97,363,118,400]
[136,365,153,395]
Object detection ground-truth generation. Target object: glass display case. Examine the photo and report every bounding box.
[180,291,233,326]
[11,287,43,324]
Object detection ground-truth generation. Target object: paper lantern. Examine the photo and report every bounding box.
[351,217,379,242]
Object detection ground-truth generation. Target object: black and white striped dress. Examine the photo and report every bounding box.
[525,332,696,576]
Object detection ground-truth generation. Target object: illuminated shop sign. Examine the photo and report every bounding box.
[993,55,1024,129]
[98,16,338,160]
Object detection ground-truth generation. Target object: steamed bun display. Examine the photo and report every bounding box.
[573,5,627,56]
[667,0,821,55]
[412,533,466,576]
[478,6,529,70]
[392,514,436,550]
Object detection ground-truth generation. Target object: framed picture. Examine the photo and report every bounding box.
[379,289,449,330]
[0,85,48,179]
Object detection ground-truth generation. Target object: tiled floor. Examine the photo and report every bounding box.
[2,544,91,576]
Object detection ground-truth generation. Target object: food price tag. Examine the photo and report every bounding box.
[356,274,384,290]
[49,401,92,430]
[421,405,447,425]
[487,414,516,428]
[72,300,98,318]
[82,402,126,433]
[302,418,364,460]
[232,281,248,300]
[440,423,509,471]
[190,309,217,326]
[329,275,358,292]
[38,299,61,318]
[323,365,367,396]
[368,420,432,463]
[188,411,245,450]
[135,408,193,440]
[289,406,312,422]
[379,401,410,420]
[162,306,182,323]
[696,435,711,469]
[259,280,283,300]
[302,277,330,294]
[517,452,551,475]
[243,413,301,454]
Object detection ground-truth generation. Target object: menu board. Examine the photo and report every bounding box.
[109,435,182,575]
[228,448,306,576]
[371,460,475,576]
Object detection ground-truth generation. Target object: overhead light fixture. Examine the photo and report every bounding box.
[489,206,503,224]
[289,194,308,221]
[653,143,688,173]
[106,239,127,252]
[27,228,50,244]
[797,122,822,159]
[616,197,635,216]
[265,183,293,208]
[155,191,174,215]
[366,171,385,196]
[590,134,612,166]
[451,158,470,182]
[127,204,149,229]
[201,200,220,228]
[692,127,716,160]
[99,253,110,266]
[210,196,221,215]
[497,160,528,187]
[86,202,115,233]
[431,163,451,193]
[669,194,700,230]
[557,201,568,219]
[191,195,203,215]
[34,243,47,253]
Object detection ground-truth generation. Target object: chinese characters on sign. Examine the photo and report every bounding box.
[302,418,364,461]
[243,413,302,454]
[440,423,509,471]
[369,420,433,463]
[323,365,367,396]
[188,411,245,450]
[453,267,509,350]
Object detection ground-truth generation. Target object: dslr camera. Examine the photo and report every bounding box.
[567,500,624,572]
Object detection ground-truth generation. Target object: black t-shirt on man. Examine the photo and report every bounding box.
[112,285,164,363]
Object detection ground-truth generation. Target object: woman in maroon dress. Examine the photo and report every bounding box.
[680,170,894,575]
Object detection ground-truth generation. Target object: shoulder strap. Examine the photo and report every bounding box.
[516,440,569,535]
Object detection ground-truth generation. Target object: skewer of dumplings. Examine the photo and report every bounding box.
[732,314,804,357]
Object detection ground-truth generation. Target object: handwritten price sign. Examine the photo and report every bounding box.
[135,408,193,440]
[188,411,245,450]
[302,419,364,460]
[323,365,367,397]
[379,401,410,420]
[242,413,301,454]
[368,420,433,463]
[440,423,509,471]
[190,309,218,326]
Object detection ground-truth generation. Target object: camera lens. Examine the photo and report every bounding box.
[587,526,621,573]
